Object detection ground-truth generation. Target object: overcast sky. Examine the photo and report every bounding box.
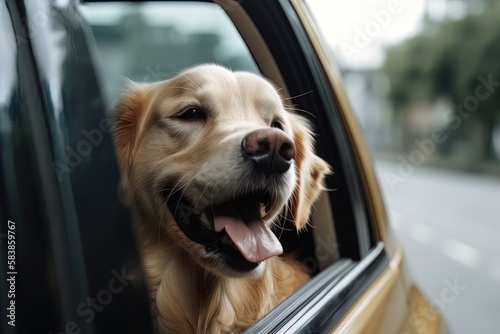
[306,0,427,69]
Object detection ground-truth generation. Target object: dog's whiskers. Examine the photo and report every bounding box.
[159,172,198,206]
[281,90,314,102]
[171,174,199,215]
[155,173,189,198]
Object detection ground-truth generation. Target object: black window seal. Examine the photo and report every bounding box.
[246,242,388,333]
[244,258,355,333]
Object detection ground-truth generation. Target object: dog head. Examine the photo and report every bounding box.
[113,65,330,277]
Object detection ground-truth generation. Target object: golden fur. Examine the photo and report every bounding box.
[113,65,330,333]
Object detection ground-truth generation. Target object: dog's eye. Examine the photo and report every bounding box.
[271,120,284,130]
[176,108,207,121]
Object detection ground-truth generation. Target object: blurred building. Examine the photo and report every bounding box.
[340,67,397,151]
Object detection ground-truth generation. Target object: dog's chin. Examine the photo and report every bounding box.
[163,188,284,278]
[199,253,267,279]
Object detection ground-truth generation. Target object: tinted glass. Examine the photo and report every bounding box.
[21,0,154,332]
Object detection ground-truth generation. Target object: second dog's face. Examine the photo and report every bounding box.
[114,65,329,277]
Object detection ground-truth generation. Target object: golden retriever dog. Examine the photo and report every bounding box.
[112,64,330,333]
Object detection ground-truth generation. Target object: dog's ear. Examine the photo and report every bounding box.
[113,82,159,206]
[113,82,153,177]
[286,113,331,230]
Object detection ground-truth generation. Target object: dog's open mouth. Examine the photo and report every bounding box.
[164,189,283,272]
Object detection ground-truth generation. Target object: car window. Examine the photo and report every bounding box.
[80,2,260,109]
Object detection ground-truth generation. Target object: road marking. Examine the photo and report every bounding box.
[441,238,481,268]
[407,223,434,244]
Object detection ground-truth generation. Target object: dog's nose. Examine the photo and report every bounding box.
[242,128,295,177]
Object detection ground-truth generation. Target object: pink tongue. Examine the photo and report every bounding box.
[213,202,283,263]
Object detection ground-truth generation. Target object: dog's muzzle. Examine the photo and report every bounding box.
[164,189,283,272]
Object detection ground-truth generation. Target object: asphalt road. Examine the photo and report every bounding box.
[375,160,500,334]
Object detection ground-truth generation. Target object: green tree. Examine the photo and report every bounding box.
[384,14,500,161]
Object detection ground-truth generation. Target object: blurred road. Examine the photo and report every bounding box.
[375,160,500,334]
